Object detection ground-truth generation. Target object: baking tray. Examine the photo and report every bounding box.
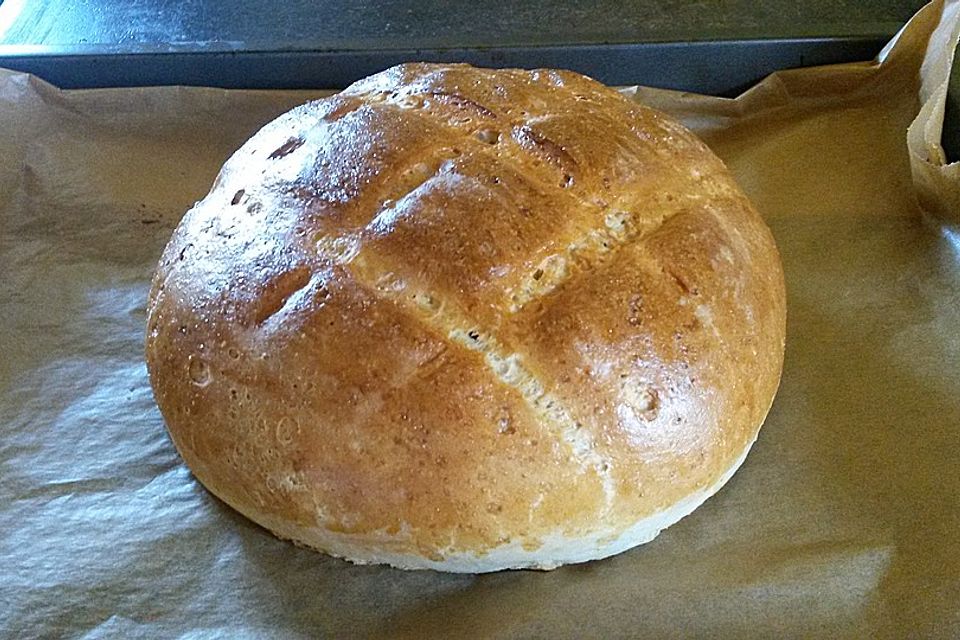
[0,0,923,92]
[0,37,888,96]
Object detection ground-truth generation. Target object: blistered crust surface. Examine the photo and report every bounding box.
[145,63,786,567]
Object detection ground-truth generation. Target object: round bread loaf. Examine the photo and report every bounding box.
[146,63,786,572]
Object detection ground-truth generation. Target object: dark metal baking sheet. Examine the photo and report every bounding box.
[0,37,888,96]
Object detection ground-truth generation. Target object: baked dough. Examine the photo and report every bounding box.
[146,63,786,572]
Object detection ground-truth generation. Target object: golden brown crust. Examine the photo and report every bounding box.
[145,63,786,569]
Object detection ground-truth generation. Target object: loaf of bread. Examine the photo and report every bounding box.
[146,63,786,572]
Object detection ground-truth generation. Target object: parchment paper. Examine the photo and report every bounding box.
[2,2,959,637]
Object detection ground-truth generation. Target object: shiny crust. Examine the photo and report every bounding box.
[145,63,786,572]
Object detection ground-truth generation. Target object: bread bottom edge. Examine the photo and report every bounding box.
[212,435,757,573]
